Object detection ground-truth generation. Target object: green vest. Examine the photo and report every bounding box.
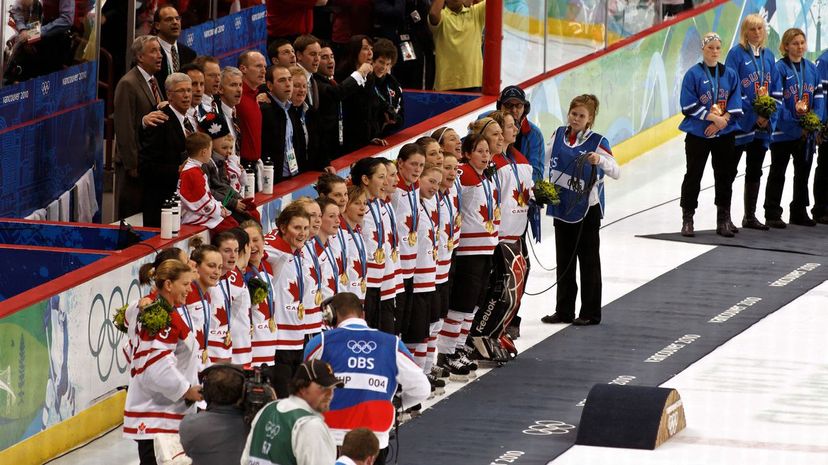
[247,400,316,465]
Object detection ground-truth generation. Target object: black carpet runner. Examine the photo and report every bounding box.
[395,246,827,465]
[639,224,828,256]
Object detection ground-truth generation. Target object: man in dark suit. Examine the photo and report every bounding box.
[153,5,197,99]
[139,72,197,227]
[260,64,295,183]
[113,35,164,221]
[315,44,372,167]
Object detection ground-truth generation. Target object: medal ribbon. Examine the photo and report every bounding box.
[293,251,305,306]
[337,228,348,279]
[477,171,494,222]
[407,185,419,234]
[305,242,322,297]
[179,304,194,332]
[316,236,340,292]
[421,199,439,252]
[749,46,764,82]
[791,59,804,100]
[703,63,720,108]
[369,199,385,250]
[195,284,210,347]
[506,152,525,205]
[345,222,367,280]
[439,190,454,234]
[384,201,399,249]
[219,278,232,335]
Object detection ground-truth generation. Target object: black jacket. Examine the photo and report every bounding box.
[138,105,188,226]
[314,71,364,161]
[288,103,322,173]
[154,42,197,99]
[260,94,290,182]
[202,152,241,211]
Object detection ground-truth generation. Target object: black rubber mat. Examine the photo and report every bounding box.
[394,247,827,464]
[639,224,828,256]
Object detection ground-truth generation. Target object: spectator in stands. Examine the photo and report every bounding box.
[139,72,197,227]
[268,38,297,66]
[6,0,74,81]
[662,0,686,19]
[266,0,327,43]
[216,67,244,156]
[429,0,486,91]
[336,428,380,465]
[497,86,545,181]
[237,51,267,170]
[113,35,163,222]
[305,292,430,463]
[178,132,238,232]
[374,0,434,90]
[198,113,253,224]
[242,360,340,465]
[370,39,404,141]
[295,34,323,110]
[180,364,252,465]
[261,65,298,182]
[181,63,205,118]
[195,55,222,112]
[335,35,372,83]
[288,65,319,172]
[316,44,372,162]
[153,5,197,98]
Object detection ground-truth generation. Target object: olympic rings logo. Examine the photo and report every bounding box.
[87,278,142,381]
[522,420,576,436]
[347,340,377,354]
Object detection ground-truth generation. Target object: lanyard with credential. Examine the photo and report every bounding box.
[703,63,720,105]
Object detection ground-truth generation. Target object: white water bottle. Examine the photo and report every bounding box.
[160,200,173,239]
[171,195,181,236]
[262,158,274,194]
[245,169,256,198]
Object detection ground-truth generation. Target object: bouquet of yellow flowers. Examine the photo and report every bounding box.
[137,297,173,335]
[248,276,269,305]
[753,94,777,119]
[113,304,129,333]
[800,111,822,134]
[532,179,560,206]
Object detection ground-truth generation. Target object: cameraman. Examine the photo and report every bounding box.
[179,365,254,465]
[304,293,429,464]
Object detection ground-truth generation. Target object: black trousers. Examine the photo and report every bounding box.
[115,164,143,221]
[136,439,157,465]
[394,279,414,336]
[269,349,304,399]
[365,288,396,334]
[814,143,828,217]
[734,138,768,184]
[680,133,737,210]
[554,205,602,322]
[765,139,813,220]
[448,254,493,314]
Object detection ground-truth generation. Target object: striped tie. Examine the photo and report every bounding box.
[148,77,161,105]
[171,46,180,72]
[232,107,241,154]
[183,116,195,136]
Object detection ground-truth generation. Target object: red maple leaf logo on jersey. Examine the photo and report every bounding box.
[288,280,301,302]
[444,222,453,239]
[335,255,345,276]
[493,189,500,204]
[351,259,363,278]
[214,306,229,327]
[512,188,529,205]
[327,275,338,292]
[428,228,435,246]
[387,230,396,246]
[479,205,490,221]
[404,215,415,233]
[431,209,440,227]
[196,330,205,348]
[453,195,459,210]
[255,301,269,320]
[309,265,320,287]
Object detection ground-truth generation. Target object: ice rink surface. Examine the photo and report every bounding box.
[50,134,828,464]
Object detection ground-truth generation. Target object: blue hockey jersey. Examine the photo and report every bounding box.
[772,57,824,143]
[679,62,743,138]
[724,44,782,146]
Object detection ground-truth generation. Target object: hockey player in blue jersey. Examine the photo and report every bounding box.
[765,28,824,228]
[679,32,744,237]
[725,14,782,230]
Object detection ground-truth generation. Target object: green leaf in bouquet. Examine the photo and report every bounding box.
[532,179,560,206]
[800,111,822,134]
[752,94,777,119]
[112,304,129,333]
[137,297,173,336]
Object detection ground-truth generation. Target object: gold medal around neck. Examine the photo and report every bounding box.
[455,213,463,227]
[494,206,502,221]
[433,247,438,259]
[340,273,349,285]
[518,195,527,207]
[202,349,209,364]
[297,303,305,320]
[374,248,385,265]
[224,333,232,346]
[315,291,322,306]
[447,238,455,250]
[485,220,495,233]
[250,324,254,337]
[360,278,367,294]
[757,85,768,97]
[391,248,399,263]
[407,231,417,246]
[268,318,277,333]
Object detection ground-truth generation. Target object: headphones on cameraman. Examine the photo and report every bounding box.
[321,295,338,328]
[199,364,247,406]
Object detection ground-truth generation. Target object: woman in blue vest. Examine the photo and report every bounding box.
[765,28,824,227]
[725,14,781,230]
[541,94,620,326]
[679,32,744,237]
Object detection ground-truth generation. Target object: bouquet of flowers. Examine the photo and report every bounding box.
[753,94,777,119]
[800,111,823,134]
[248,276,269,305]
[532,179,560,206]
[137,298,173,335]
[112,304,129,333]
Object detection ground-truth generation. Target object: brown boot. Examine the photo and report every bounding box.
[681,208,695,237]
[716,207,735,237]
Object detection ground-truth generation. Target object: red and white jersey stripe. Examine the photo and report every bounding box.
[391,179,420,279]
[380,198,403,301]
[413,196,439,293]
[456,163,499,256]
[262,234,313,351]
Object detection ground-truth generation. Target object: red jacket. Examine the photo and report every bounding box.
[237,81,263,162]
[266,0,316,38]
